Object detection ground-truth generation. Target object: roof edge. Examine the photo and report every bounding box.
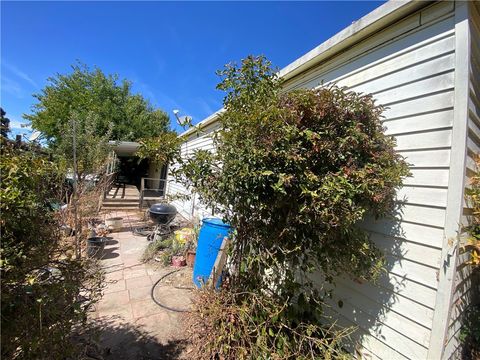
[179,0,427,138]
[278,0,424,81]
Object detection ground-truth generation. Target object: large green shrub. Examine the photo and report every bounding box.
[180,56,409,285]
[179,56,409,358]
[0,142,103,359]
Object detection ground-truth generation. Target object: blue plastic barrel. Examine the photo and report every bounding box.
[193,218,232,288]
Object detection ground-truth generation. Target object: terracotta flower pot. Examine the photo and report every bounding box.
[172,255,186,267]
[186,251,196,267]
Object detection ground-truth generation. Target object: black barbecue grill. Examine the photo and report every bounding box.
[148,203,177,242]
[149,203,177,225]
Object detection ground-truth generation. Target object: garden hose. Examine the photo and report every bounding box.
[150,268,193,313]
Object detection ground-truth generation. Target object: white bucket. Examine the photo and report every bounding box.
[105,217,123,231]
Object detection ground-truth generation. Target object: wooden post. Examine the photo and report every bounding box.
[211,237,230,288]
[72,117,80,259]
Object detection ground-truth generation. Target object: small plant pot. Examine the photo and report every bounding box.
[172,255,186,267]
[86,237,106,259]
[186,251,196,267]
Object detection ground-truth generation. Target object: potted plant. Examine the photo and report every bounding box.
[185,226,199,267]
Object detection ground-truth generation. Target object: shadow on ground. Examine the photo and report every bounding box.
[83,316,187,360]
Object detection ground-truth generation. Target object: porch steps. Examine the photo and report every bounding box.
[102,184,140,210]
[102,200,139,208]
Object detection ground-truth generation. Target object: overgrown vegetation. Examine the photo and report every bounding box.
[465,155,480,268]
[460,154,480,359]
[142,227,197,266]
[57,111,113,181]
[177,55,410,358]
[185,289,351,360]
[0,140,103,359]
[142,235,176,265]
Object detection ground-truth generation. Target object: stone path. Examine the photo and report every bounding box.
[92,210,191,360]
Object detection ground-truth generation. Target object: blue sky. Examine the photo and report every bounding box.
[1,1,384,136]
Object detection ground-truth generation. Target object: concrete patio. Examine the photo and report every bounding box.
[92,210,192,360]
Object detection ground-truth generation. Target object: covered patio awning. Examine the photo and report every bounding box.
[109,141,140,157]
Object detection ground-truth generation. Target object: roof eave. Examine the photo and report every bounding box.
[278,0,426,82]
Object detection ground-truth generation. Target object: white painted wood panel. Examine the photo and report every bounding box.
[325,305,428,360]
[385,255,438,289]
[376,72,454,106]
[285,15,455,92]
[395,129,452,151]
[383,109,453,136]
[323,308,412,360]
[397,186,447,208]
[383,91,454,120]
[342,35,455,90]
[398,149,450,168]
[372,233,441,268]
[401,205,445,228]
[362,220,444,249]
[403,168,449,187]
[334,274,435,329]
[331,286,432,347]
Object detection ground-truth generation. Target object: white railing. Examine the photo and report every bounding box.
[139,178,167,208]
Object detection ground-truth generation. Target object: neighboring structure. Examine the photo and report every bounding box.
[166,1,479,358]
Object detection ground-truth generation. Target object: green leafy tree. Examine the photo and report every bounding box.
[24,62,170,146]
[136,131,182,167]
[179,55,410,358]
[1,107,10,138]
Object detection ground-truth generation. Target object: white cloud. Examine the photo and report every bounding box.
[2,60,39,88]
[8,117,31,131]
[1,76,24,98]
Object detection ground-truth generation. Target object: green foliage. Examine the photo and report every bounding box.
[142,236,173,263]
[136,131,182,166]
[142,234,187,266]
[24,62,170,145]
[179,55,409,284]
[1,107,10,138]
[464,154,480,266]
[179,55,409,357]
[0,143,103,359]
[1,145,62,273]
[57,111,113,179]
[460,305,480,352]
[460,155,480,358]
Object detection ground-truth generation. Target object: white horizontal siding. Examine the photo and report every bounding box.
[167,124,218,219]
[285,3,455,358]
[383,109,453,136]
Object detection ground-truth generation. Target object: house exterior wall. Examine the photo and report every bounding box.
[165,1,477,358]
[166,121,219,219]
